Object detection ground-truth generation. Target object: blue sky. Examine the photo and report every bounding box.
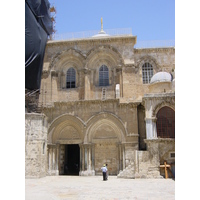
[48,0,175,41]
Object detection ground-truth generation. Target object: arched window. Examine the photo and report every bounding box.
[156,106,175,138]
[66,67,76,88]
[99,65,109,86]
[142,63,153,84]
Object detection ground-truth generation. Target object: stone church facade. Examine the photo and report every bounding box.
[25,32,175,178]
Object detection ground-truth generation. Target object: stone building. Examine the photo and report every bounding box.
[25,27,175,178]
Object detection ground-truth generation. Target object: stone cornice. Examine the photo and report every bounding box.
[25,113,47,118]
[47,35,137,47]
[144,138,175,144]
[143,92,175,100]
[42,98,140,111]
[134,47,175,54]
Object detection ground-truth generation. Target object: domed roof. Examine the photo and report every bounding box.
[150,72,172,84]
[92,17,110,38]
[92,30,110,38]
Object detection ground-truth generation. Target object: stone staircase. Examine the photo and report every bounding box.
[117,163,135,179]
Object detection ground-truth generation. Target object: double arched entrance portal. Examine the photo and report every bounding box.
[47,113,127,176]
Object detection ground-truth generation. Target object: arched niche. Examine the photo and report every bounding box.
[85,112,127,144]
[48,114,85,144]
[49,48,85,71]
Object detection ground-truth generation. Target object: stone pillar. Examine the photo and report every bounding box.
[122,144,125,170]
[48,146,52,174]
[144,139,162,178]
[80,144,95,176]
[52,146,55,170]
[118,69,123,97]
[84,68,91,100]
[118,144,122,171]
[25,113,48,178]
[82,145,85,171]
[84,146,87,170]
[88,145,91,171]
[134,150,139,174]
[55,144,59,175]
[145,117,157,139]
[91,144,95,172]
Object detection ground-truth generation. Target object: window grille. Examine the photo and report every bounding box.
[169,152,175,159]
[99,65,109,86]
[156,106,175,138]
[66,67,76,88]
[142,63,153,84]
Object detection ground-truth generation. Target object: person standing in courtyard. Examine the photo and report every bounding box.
[106,164,108,180]
[101,164,107,181]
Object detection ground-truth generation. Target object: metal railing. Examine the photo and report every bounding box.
[49,28,175,48]
[135,40,175,48]
[51,28,132,41]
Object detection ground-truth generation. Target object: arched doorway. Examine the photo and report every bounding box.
[64,144,80,175]
[47,114,85,176]
[85,113,127,175]
[156,106,175,138]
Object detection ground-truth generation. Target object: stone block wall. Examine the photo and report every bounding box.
[25,113,48,178]
[94,143,118,175]
[134,150,161,179]
[158,139,175,178]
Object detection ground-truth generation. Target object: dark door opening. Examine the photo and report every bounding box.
[64,144,80,175]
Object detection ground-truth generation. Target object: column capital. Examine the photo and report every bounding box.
[82,143,94,148]
[145,117,157,122]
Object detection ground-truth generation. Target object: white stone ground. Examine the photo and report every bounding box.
[25,176,175,200]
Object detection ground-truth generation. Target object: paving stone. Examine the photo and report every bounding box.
[25,176,175,200]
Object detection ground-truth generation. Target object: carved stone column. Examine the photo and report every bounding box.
[82,145,85,171]
[55,144,59,175]
[52,146,55,171]
[145,117,157,139]
[122,144,125,170]
[48,145,52,175]
[118,143,125,171]
[88,145,91,171]
[84,146,87,170]
[91,144,95,172]
[80,144,95,176]
[118,144,122,171]
[84,68,91,100]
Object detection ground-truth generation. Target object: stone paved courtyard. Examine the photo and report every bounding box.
[25,176,175,200]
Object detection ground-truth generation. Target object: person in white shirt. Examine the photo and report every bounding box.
[101,164,107,181]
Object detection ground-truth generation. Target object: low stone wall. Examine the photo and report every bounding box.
[118,139,175,179]
[134,150,161,179]
[25,113,48,178]
[145,138,175,178]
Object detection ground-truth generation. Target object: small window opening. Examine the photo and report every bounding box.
[99,65,109,86]
[66,68,76,88]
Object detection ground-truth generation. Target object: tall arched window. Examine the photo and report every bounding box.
[156,106,175,138]
[66,67,76,88]
[99,65,109,86]
[142,63,153,84]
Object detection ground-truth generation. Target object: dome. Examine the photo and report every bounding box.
[92,17,110,38]
[150,72,172,84]
[92,30,110,38]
